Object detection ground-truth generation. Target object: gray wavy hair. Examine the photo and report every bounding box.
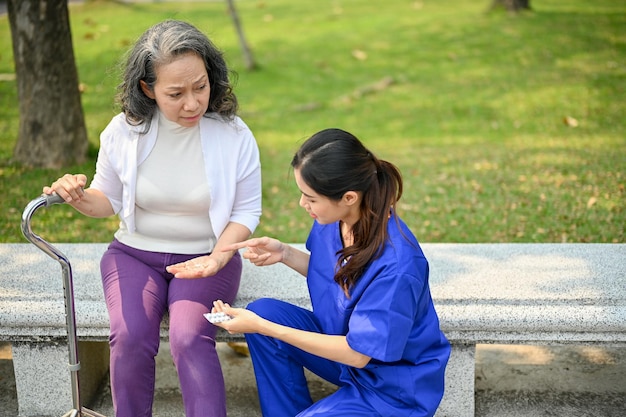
[117,19,238,127]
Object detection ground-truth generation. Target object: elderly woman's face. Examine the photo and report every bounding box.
[140,52,210,127]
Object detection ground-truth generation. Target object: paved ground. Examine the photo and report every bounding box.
[1,342,625,417]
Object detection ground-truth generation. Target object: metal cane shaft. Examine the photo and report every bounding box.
[21,194,83,412]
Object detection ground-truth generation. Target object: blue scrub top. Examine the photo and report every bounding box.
[305,216,450,415]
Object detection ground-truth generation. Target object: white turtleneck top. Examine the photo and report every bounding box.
[115,111,216,254]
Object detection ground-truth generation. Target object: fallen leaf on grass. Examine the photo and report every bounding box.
[352,49,368,61]
[587,196,597,208]
[338,76,395,104]
[563,116,579,127]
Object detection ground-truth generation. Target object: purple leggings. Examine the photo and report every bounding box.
[100,239,241,417]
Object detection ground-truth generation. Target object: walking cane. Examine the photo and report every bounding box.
[21,193,106,417]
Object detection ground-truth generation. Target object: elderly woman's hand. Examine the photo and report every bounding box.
[166,255,223,279]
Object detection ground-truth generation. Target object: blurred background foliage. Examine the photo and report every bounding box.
[0,0,623,243]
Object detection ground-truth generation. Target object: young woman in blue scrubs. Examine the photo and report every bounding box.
[213,128,450,416]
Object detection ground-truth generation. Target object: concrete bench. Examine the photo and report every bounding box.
[1,242,625,417]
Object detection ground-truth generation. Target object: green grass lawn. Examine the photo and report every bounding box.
[0,0,624,243]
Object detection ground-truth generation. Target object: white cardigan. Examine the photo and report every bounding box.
[90,112,262,239]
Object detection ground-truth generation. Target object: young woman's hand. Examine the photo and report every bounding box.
[209,300,263,334]
[221,236,287,266]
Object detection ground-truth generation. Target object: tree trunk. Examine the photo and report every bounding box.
[490,0,532,12]
[8,0,87,168]
[225,0,257,71]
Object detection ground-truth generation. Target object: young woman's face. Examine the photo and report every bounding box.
[141,52,210,127]
[294,168,352,225]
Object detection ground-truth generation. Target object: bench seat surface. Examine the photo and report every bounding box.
[1,243,625,344]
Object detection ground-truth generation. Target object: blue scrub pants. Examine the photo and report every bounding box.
[245,298,388,417]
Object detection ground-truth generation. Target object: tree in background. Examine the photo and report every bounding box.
[226,0,257,70]
[490,0,531,12]
[7,0,87,168]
